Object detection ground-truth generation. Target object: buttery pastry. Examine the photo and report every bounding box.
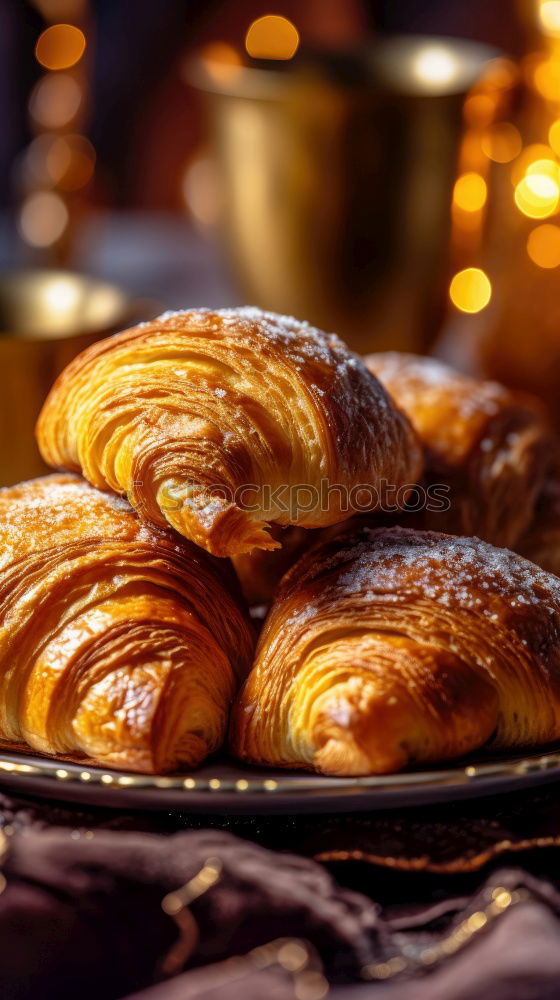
[365,352,551,548]
[0,474,253,772]
[37,308,422,557]
[230,526,560,775]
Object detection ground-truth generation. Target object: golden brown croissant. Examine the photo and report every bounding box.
[364,352,551,549]
[230,526,560,775]
[36,308,422,557]
[0,474,253,773]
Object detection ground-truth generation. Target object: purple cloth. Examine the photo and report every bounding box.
[1,785,560,998]
[121,868,560,1000]
[0,826,381,1000]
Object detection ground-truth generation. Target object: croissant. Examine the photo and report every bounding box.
[364,353,551,549]
[36,308,422,558]
[230,526,560,775]
[0,474,253,773]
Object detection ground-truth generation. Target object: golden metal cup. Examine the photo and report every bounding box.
[0,270,148,487]
[193,37,498,354]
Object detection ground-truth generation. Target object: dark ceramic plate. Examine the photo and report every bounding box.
[0,746,559,813]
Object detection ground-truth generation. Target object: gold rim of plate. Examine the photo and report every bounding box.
[0,746,558,797]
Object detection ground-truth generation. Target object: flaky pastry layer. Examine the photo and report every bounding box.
[365,352,551,548]
[231,526,560,775]
[0,474,253,772]
[37,308,421,556]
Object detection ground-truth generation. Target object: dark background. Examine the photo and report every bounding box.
[0,0,528,211]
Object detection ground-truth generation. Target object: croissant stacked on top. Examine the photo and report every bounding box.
[0,305,556,776]
[233,353,554,607]
[37,308,421,557]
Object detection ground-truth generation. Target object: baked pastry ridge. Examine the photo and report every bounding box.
[0,474,254,772]
[365,352,552,548]
[231,526,560,775]
[37,308,422,557]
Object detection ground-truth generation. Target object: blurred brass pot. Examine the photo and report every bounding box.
[0,270,148,487]
[193,37,498,354]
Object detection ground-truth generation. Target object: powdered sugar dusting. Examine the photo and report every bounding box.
[324,527,560,611]
[0,473,175,567]
[155,305,368,385]
[150,307,415,478]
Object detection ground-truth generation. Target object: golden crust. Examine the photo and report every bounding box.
[37,308,422,557]
[233,354,551,608]
[0,474,254,773]
[365,353,551,548]
[230,526,560,775]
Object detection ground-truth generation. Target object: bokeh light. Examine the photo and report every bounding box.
[514,173,559,218]
[31,1,87,18]
[464,93,497,127]
[29,73,82,129]
[35,24,86,70]
[532,55,560,102]
[43,276,81,314]
[200,42,243,84]
[453,172,487,212]
[182,155,222,228]
[527,223,560,267]
[44,136,72,182]
[245,15,300,61]
[46,134,95,189]
[18,191,69,247]
[481,122,522,163]
[412,46,460,88]
[22,134,57,185]
[526,157,560,181]
[480,57,518,91]
[539,0,560,37]
[449,268,492,313]
[549,120,560,156]
[510,144,556,186]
